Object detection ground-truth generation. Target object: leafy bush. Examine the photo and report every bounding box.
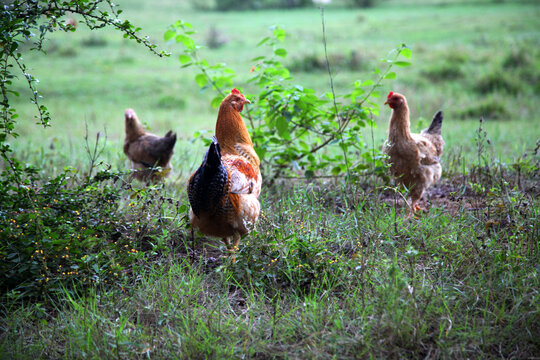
[81,35,108,48]
[502,48,532,69]
[458,97,510,120]
[421,61,463,81]
[0,0,169,299]
[0,169,125,296]
[0,164,189,298]
[231,220,349,294]
[166,20,408,181]
[288,50,374,73]
[474,70,523,95]
[191,0,313,11]
[348,0,379,7]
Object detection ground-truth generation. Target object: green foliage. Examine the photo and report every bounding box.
[0,169,131,296]
[422,61,464,81]
[458,96,510,120]
[0,0,167,189]
[168,21,409,181]
[475,70,523,95]
[0,164,189,298]
[0,0,170,298]
[288,50,375,73]
[348,0,379,8]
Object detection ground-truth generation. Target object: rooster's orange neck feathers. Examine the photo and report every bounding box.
[215,94,260,168]
[216,98,252,147]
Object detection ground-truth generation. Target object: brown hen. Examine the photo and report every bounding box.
[123,109,176,182]
[383,91,444,214]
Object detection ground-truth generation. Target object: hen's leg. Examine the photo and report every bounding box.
[222,237,232,252]
[410,188,426,214]
[412,201,425,213]
[407,195,425,220]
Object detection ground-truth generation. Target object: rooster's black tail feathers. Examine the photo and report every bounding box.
[188,137,229,218]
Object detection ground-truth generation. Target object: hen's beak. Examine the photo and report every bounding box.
[244,98,251,104]
[384,100,388,105]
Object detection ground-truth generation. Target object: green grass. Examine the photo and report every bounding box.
[1,0,540,358]
[1,177,539,358]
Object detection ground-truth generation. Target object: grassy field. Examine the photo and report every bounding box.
[10,0,540,173]
[1,0,539,358]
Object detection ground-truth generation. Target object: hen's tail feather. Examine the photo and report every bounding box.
[188,137,229,218]
[163,131,177,152]
[147,133,177,162]
[164,130,177,140]
[426,110,443,135]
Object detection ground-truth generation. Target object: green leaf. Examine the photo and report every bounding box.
[175,34,194,48]
[394,61,411,67]
[384,72,396,79]
[274,48,287,57]
[276,117,289,139]
[361,80,374,86]
[178,54,191,65]
[331,166,342,176]
[257,37,270,47]
[211,96,222,108]
[273,28,286,41]
[401,47,412,58]
[195,74,208,88]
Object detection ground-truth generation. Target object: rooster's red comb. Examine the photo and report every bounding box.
[387,91,394,99]
[231,88,241,95]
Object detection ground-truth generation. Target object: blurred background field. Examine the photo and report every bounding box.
[10,0,540,178]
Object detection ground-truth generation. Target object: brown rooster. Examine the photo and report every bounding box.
[188,88,261,256]
[383,91,444,214]
[123,108,177,182]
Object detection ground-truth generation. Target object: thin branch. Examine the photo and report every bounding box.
[321,7,351,181]
[320,8,340,122]
[12,56,51,127]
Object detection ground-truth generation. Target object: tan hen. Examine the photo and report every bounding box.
[383,91,444,215]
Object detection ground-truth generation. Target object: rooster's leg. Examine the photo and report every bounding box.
[229,233,242,263]
[221,236,238,262]
[190,228,195,263]
[232,233,241,252]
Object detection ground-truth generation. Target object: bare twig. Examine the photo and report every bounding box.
[321,7,351,181]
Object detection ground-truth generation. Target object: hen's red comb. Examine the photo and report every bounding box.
[231,88,241,95]
[387,91,394,99]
